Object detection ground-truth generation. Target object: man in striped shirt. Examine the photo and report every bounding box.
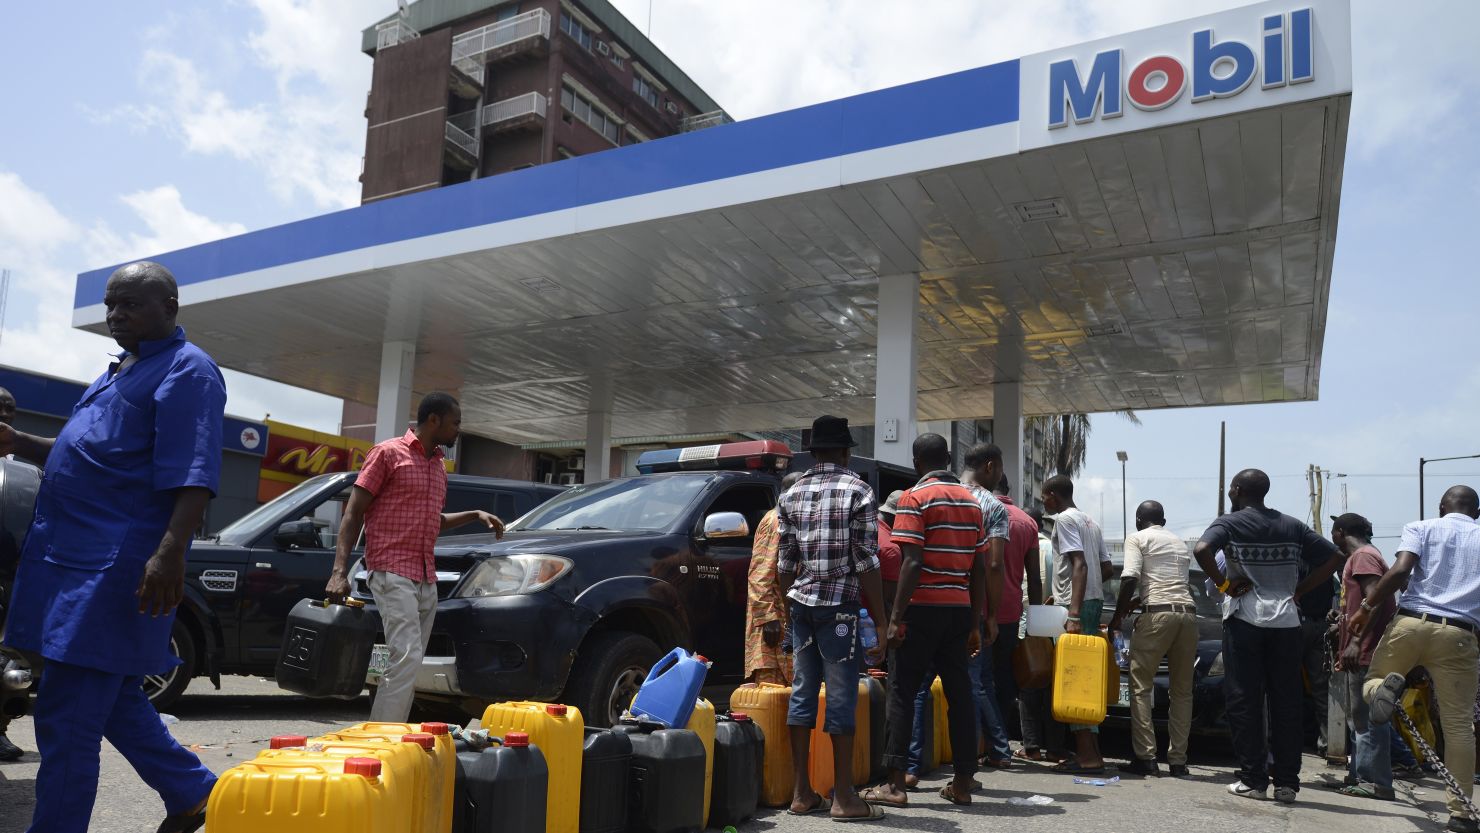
[863,434,987,808]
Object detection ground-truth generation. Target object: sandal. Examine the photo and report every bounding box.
[859,785,908,808]
[1013,748,1045,762]
[1338,784,1394,801]
[938,784,972,806]
[832,804,886,822]
[1051,759,1106,775]
[786,796,833,816]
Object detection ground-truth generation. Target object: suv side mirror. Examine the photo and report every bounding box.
[702,512,750,540]
[274,519,321,550]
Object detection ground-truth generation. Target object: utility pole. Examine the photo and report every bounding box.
[0,269,10,352]
[1307,464,1326,535]
[1217,421,1226,516]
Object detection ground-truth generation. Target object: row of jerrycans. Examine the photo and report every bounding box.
[475,698,764,833]
[208,721,460,833]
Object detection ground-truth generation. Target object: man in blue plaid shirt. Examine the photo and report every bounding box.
[778,415,887,821]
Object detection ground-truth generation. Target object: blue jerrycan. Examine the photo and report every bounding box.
[629,648,711,728]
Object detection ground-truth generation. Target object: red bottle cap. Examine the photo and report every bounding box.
[505,732,531,748]
[401,733,435,749]
[694,654,709,664]
[868,670,887,679]
[270,735,307,749]
[730,712,751,722]
[344,757,382,777]
[546,704,568,716]
[419,722,449,736]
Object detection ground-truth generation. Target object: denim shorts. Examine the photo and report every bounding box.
[787,602,861,734]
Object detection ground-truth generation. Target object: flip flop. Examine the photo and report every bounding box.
[1338,784,1394,801]
[859,786,908,808]
[938,785,972,806]
[1051,760,1106,775]
[832,804,886,823]
[786,796,833,816]
[1012,748,1045,762]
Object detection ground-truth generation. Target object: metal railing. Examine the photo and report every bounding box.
[679,110,732,133]
[444,117,478,157]
[482,91,548,126]
[376,18,421,51]
[451,9,551,83]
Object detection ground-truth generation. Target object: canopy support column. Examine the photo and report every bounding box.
[994,382,1023,503]
[375,340,416,441]
[586,409,612,482]
[873,273,920,468]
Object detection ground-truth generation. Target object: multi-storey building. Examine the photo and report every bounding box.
[358,0,729,204]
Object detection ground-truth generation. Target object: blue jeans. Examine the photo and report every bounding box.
[1347,666,1393,788]
[907,671,935,776]
[28,661,216,833]
[972,625,1013,761]
[787,603,861,734]
[1390,724,1419,769]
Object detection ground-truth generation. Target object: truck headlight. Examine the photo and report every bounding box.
[454,555,572,598]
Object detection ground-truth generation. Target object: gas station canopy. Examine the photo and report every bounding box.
[75,1,1351,461]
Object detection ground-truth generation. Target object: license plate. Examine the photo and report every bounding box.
[1118,682,1131,706]
[366,644,391,684]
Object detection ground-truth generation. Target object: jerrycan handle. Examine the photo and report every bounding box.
[642,647,686,686]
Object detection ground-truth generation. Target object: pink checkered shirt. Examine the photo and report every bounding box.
[357,430,448,583]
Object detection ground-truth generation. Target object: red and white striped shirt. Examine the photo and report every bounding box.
[357,430,447,583]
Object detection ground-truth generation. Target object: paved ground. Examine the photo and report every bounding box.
[0,676,1459,832]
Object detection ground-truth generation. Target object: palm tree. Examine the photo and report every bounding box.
[1031,411,1141,477]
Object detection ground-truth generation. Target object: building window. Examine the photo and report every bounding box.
[559,12,593,51]
[561,84,620,145]
[609,52,625,70]
[633,75,659,109]
[495,3,520,21]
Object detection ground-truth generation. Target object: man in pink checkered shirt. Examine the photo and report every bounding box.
[326,392,504,721]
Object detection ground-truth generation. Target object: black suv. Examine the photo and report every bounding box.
[1,465,563,711]
[350,442,915,725]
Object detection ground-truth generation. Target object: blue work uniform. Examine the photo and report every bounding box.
[3,326,226,833]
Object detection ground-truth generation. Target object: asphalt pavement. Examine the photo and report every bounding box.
[0,676,1459,832]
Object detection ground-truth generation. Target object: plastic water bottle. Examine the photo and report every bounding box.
[859,609,879,658]
[1112,631,1130,669]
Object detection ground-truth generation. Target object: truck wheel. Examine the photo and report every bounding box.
[144,620,195,712]
[565,631,661,727]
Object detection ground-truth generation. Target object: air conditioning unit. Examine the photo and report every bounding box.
[572,455,585,471]
[559,473,580,486]
[665,100,679,114]
[596,41,610,55]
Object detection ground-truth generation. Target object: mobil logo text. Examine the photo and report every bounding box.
[1048,8,1313,129]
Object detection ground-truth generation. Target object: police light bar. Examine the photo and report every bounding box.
[635,441,792,474]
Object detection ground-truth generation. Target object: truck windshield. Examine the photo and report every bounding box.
[214,474,347,546]
[509,476,710,533]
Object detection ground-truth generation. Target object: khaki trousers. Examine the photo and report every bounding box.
[368,570,439,724]
[1364,614,1479,820]
[1129,611,1199,764]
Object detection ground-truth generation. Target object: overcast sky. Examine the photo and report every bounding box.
[1,1,1476,546]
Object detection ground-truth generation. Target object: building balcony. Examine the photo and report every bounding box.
[679,110,732,133]
[451,8,552,84]
[375,18,420,51]
[444,110,480,171]
[482,91,547,134]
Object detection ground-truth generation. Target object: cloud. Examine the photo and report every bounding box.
[0,172,341,430]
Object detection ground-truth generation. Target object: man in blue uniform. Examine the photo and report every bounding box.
[0,261,224,833]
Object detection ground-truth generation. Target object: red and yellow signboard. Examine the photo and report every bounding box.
[257,420,372,502]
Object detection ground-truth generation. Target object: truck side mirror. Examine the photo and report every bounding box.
[274,519,321,550]
[702,512,749,540]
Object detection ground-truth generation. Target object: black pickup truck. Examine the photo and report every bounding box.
[349,441,914,725]
[0,463,563,711]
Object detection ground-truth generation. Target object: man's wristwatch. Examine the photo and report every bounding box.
[1217,577,1232,593]
[1359,599,1376,613]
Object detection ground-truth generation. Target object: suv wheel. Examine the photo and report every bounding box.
[142,619,195,712]
[564,631,661,727]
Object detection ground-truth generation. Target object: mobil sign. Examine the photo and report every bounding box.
[1050,8,1312,129]
[1019,0,1350,148]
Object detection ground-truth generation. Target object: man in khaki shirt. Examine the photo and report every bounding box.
[1110,500,1197,777]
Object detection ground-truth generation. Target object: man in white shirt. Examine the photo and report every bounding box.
[1041,474,1111,775]
[1350,485,1480,833]
[1110,500,1196,777]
